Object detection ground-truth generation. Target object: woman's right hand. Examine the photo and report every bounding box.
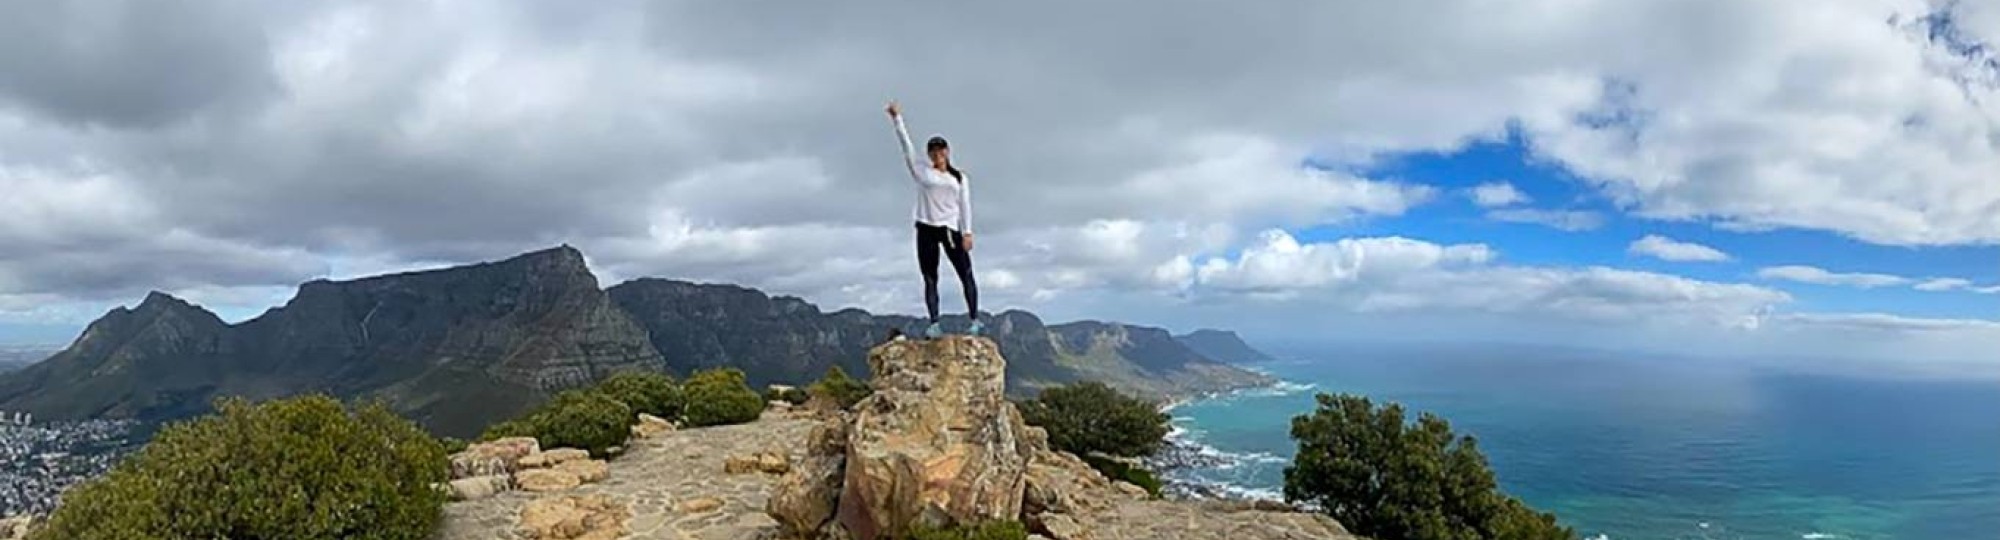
[885,100,901,118]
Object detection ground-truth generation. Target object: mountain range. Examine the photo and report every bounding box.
[0,246,1276,437]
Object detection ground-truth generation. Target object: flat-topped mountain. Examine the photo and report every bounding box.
[0,247,1276,437]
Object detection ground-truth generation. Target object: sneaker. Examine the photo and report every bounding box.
[967,319,986,336]
[924,322,944,339]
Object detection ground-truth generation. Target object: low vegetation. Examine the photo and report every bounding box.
[681,367,767,427]
[596,371,685,420]
[484,389,633,457]
[766,385,810,405]
[905,520,1030,540]
[1017,381,1170,458]
[1081,455,1163,498]
[807,365,872,409]
[1017,381,1171,497]
[1285,393,1576,540]
[34,395,448,540]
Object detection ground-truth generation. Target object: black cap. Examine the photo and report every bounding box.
[926,136,949,150]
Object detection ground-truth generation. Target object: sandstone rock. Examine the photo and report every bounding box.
[518,494,631,540]
[1037,513,1086,540]
[725,454,760,474]
[554,459,610,483]
[450,437,540,479]
[449,474,513,501]
[757,452,791,474]
[0,515,38,540]
[677,496,726,513]
[518,453,551,469]
[1112,482,1150,499]
[517,468,584,492]
[542,448,591,464]
[769,418,850,535]
[725,451,789,475]
[632,413,675,438]
[835,337,1032,540]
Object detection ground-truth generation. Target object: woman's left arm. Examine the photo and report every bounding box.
[959,176,973,250]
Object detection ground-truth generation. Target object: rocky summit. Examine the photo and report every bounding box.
[440,336,1356,540]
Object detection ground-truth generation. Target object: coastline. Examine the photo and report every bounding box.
[1146,371,1318,502]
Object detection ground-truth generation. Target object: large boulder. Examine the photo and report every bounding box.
[769,418,850,534]
[836,337,1037,540]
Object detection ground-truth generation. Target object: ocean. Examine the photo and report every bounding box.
[1161,345,2000,540]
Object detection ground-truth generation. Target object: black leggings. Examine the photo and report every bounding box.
[916,222,977,322]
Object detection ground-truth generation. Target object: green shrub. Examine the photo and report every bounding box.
[481,389,632,457]
[905,520,1030,540]
[807,365,872,409]
[1081,455,1162,498]
[766,386,809,405]
[1284,393,1576,540]
[1017,382,1169,458]
[596,371,684,419]
[438,436,470,455]
[681,368,765,427]
[33,395,447,540]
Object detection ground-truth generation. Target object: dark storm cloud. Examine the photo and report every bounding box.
[0,0,281,128]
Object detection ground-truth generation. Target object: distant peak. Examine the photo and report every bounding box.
[136,291,192,311]
[510,245,587,266]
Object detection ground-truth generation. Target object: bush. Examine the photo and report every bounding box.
[807,365,872,409]
[1284,393,1576,540]
[681,368,765,427]
[1017,382,1169,458]
[482,389,632,457]
[1081,455,1162,498]
[439,436,470,455]
[766,386,809,405]
[597,371,684,419]
[905,520,1029,540]
[33,395,448,540]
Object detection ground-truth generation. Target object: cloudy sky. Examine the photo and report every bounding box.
[0,0,1994,372]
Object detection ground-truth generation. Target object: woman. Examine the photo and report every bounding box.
[886,100,980,338]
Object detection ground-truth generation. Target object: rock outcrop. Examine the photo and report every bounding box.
[771,337,1166,540]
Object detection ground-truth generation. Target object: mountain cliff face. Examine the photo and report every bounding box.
[606,279,1270,400]
[0,247,666,437]
[0,246,1273,436]
[1175,329,1276,364]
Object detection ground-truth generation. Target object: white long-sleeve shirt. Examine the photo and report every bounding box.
[892,114,971,235]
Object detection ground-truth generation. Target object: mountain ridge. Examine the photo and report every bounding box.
[0,247,1276,437]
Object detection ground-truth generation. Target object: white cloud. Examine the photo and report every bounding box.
[1486,208,1606,231]
[1757,265,1911,288]
[1468,181,1529,207]
[1754,266,1999,295]
[0,0,1991,366]
[1913,277,1972,291]
[1182,230,1784,327]
[1628,235,1731,262]
[1774,312,2000,333]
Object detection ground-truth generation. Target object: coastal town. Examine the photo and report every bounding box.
[0,415,143,518]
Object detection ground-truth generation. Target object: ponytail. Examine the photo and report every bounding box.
[946,165,964,181]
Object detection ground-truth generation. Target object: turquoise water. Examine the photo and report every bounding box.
[1166,347,2000,540]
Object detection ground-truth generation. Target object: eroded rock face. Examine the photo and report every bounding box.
[834,337,1035,540]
